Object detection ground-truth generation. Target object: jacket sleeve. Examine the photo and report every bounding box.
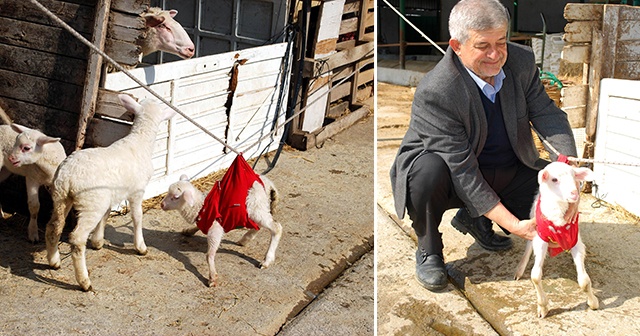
[409,75,501,217]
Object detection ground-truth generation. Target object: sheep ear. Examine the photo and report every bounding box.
[179,174,189,181]
[119,94,142,114]
[168,9,178,18]
[143,13,165,27]
[182,188,196,207]
[36,135,61,147]
[573,167,594,182]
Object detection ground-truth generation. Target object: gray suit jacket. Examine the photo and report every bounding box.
[390,42,577,219]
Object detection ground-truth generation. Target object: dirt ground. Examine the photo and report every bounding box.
[0,115,374,335]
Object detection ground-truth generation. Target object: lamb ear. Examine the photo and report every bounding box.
[10,123,28,134]
[182,188,196,207]
[538,169,550,184]
[162,106,177,121]
[168,9,178,18]
[119,94,143,114]
[36,135,61,146]
[573,167,594,182]
[179,174,189,181]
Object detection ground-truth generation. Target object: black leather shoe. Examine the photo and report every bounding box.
[415,249,448,291]
[451,208,513,251]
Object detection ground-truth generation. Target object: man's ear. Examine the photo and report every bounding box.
[449,38,462,54]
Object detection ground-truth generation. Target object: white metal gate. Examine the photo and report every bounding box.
[104,43,290,198]
[593,78,640,217]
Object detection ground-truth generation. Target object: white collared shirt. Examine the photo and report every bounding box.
[464,68,505,103]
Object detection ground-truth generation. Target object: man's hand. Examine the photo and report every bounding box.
[511,218,537,241]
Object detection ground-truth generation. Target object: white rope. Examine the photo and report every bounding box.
[379,0,446,55]
[532,126,640,167]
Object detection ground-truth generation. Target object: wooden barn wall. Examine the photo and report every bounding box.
[94,43,290,198]
[560,4,640,133]
[0,0,97,153]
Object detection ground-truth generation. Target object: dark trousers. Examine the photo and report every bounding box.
[405,153,539,256]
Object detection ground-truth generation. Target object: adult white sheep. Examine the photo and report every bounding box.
[160,158,283,287]
[140,8,195,60]
[45,94,175,291]
[0,124,66,242]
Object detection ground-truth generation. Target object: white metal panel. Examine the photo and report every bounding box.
[104,43,290,199]
[593,78,640,216]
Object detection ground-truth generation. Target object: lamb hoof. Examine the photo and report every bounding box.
[81,284,93,292]
[537,306,549,318]
[50,261,61,270]
[90,240,104,250]
[260,262,271,269]
[208,275,218,287]
[137,248,148,256]
[588,298,599,310]
[28,232,39,244]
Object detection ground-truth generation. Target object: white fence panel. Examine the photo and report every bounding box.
[104,43,290,199]
[593,78,640,217]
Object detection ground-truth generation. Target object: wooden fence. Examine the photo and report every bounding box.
[559,3,640,159]
[288,0,374,150]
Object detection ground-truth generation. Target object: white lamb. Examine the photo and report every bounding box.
[160,173,283,287]
[0,124,67,242]
[514,162,599,318]
[45,94,176,291]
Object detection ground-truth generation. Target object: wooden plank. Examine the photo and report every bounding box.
[326,100,349,119]
[104,38,141,67]
[355,84,373,102]
[109,10,146,30]
[561,85,588,107]
[336,39,356,50]
[600,5,621,79]
[0,0,95,34]
[95,89,134,121]
[0,68,83,113]
[339,17,359,35]
[110,0,149,14]
[561,45,590,64]
[563,21,599,43]
[77,0,112,150]
[586,27,604,140]
[330,80,352,102]
[108,22,145,43]
[0,44,86,86]
[343,0,360,14]
[616,41,640,62]
[613,61,640,79]
[85,116,132,148]
[332,65,355,82]
[0,17,90,59]
[562,106,587,128]
[618,21,640,41]
[619,5,640,20]
[564,3,603,22]
[356,67,374,86]
[327,41,374,72]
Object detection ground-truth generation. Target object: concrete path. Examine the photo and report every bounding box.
[376,82,640,335]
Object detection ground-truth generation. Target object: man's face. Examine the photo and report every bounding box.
[450,27,508,83]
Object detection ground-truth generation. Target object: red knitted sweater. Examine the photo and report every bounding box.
[196,155,263,234]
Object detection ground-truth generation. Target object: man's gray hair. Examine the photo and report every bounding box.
[449,0,510,44]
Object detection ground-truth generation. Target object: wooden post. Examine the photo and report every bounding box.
[76,0,112,150]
